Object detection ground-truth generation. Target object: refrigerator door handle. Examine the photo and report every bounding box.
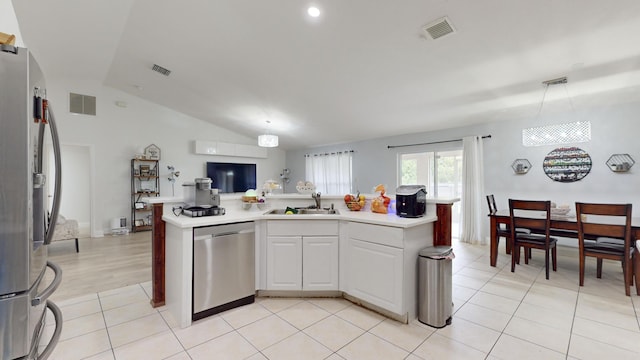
[37,300,63,360]
[32,261,62,306]
[44,104,62,245]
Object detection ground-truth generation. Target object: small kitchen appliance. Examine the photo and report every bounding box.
[182,178,224,217]
[396,185,427,218]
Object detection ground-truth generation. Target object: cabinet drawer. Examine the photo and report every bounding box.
[267,220,339,236]
[347,222,403,248]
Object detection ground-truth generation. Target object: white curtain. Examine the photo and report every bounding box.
[461,136,485,244]
[305,151,352,195]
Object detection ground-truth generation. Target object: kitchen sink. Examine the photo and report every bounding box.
[265,208,340,215]
[299,208,339,215]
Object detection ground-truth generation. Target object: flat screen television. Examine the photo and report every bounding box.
[206,162,257,193]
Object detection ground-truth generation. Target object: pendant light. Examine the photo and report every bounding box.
[522,76,591,147]
[258,120,278,147]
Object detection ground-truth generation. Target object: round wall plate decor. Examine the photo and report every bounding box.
[543,147,592,182]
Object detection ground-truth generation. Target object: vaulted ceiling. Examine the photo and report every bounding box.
[13,0,640,149]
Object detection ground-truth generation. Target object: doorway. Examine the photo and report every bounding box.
[46,144,93,237]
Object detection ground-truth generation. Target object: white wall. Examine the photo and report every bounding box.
[3,0,286,236]
[286,101,640,242]
[46,77,285,235]
[286,123,484,194]
[0,0,24,47]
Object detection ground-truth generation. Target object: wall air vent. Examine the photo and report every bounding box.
[422,16,456,40]
[69,93,96,116]
[151,64,171,76]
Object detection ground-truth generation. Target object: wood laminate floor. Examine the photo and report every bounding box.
[45,231,152,302]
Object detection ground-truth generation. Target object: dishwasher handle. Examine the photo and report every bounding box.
[194,229,254,241]
[193,222,255,240]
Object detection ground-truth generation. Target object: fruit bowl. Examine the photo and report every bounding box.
[346,202,363,211]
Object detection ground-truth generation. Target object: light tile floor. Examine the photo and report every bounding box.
[44,241,640,360]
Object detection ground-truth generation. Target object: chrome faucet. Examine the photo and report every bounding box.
[312,192,321,209]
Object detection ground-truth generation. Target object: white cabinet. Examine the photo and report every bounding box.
[261,218,434,322]
[194,140,267,158]
[346,238,403,314]
[345,221,433,321]
[266,236,302,290]
[347,238,403,313]
[303,236,339,291]
[265,220,339,291]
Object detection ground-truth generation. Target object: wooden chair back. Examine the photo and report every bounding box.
[508,199,551,238]
[487,194,498,214]
[575,203,632,247]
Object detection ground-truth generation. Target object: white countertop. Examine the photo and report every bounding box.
[146,193,459,205]
[159,193,454,229]
[163,207,437,229]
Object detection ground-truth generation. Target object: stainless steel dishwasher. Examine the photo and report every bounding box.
[192,221,255,321]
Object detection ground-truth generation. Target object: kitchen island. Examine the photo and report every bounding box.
[153,195,456,328]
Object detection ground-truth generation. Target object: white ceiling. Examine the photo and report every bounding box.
[12,0,640,149]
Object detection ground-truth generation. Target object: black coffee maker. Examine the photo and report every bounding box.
[395,185,427,218]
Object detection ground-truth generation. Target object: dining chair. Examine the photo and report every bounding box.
[509,199,557,279]
[635,240,640,296]
[487,194,531,256]
[575,202,633,296]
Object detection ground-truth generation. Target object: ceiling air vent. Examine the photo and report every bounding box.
[422,16,456,40]
[151,64,171,76]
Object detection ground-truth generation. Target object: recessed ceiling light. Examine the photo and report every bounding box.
[307,6,320,17]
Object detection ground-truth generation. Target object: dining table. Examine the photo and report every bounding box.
[489,209,640,265]
[488,209,640,294]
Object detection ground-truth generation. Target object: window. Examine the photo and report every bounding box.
[399,149,463,237]
[399,150,462,197]
[305,151,353,195]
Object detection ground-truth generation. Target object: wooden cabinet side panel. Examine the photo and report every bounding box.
[151,203,165,307]
[434,203,452,246]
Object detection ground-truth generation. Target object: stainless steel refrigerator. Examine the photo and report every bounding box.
[0,44,63,360]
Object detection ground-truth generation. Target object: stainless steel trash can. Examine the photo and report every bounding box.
[418,246,453,328]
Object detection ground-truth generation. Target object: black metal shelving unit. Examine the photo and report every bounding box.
[131,159,159,232]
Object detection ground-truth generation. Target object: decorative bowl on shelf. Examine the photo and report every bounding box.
[296,185,316,194]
